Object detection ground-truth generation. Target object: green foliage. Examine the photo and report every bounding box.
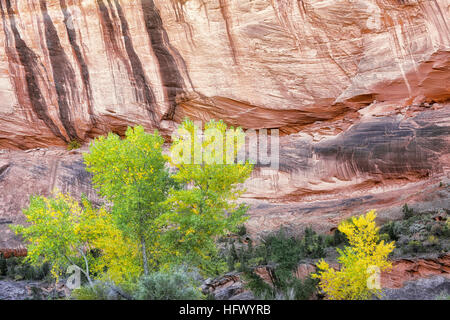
[237,225,247,237]
[245,229,323,300]
[379,233,391,243]
[325,229,348,247]
[221,227,326,300]
[11,192,118,284]
[445,219,450,237]
[406,240,422,253]
[300,227,326,258]
[223,227,329,274]
[71,281,131,300]
[67,139,81,150]
[71,283,110,300]
[379,221,401,241]
[435,291,450,300]
[0,254,7,276]
[83,126,174,274]
[133,267,203,300]
[258,229,303,271]
[0,254,51,281]
[246,273,319,300]
[430,223,443,236]
[402,203,414,219]
[157,119,253,275]
[254,228,327,268]
[379,208,450,256]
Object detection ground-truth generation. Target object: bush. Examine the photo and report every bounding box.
[424,235,441,250]
[218,226,330,299]
[444,219,450,237]
[67,139,81,150]
[237,225,247,237]
[300,227,326,258]
[312,210,395,300]
[0,255,51,281]
[71,281,131,300]
[224,240,257,273]
[325,229,348,247]
[379,221,402,241]
[258,229,304,271]
[379,233,391,243]
[246,272,319,300]
[226,228,324,300]
[430,223,442,236]
[435,291,450,300]
[0,254,7,276]
[402,204,414,219]
[133,268,203,300]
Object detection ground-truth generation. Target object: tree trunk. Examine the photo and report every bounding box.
[141,237,149,275]
[78,249,94,288]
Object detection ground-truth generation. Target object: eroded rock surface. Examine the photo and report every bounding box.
[381,254,450,288]
[0,1,449,258]
[380,276,450,300]
[0,0,448,147]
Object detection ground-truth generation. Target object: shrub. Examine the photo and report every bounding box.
[133,268,203,300]
[379,233,391,243]
[406,240,423,253]
[435,291,450,300]
[325,229,348,247]
[258,229,303,271]
[300,227,326,258]
[0,254,7,276]
[246,272,319,300]
[224,240,257,273]
[430,223,443,236]
[379,221,402,241]
[67,140,81,150]
[237,225,247,237]
[402,204,414,219]
[227,228,323,300]
[0,255,51,281]
[249,275,319,300]
[11,192,130,285]
[312,210,395,300]
[71,281,131,300]
[444,219,450,237]
[425,235,440,249]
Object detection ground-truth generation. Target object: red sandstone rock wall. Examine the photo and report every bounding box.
[0,0,449,245]
[381,254,450,288]
[0,0,448,147]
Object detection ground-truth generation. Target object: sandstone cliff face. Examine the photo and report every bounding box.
[0,0,449,146]
[0,0,449,242]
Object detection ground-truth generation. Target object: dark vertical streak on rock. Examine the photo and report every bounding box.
[59,0,95,125]
[40,0,79,141]
[170,0,195,49]
[140,0,186,120]
[2,0,66,142]
[96,0,133,80]
[0,0,16,83]
[113,0,158,123]
[219,0,238,65]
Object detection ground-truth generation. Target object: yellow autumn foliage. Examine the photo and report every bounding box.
[13,191,144,285]
[312,210,395,300]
